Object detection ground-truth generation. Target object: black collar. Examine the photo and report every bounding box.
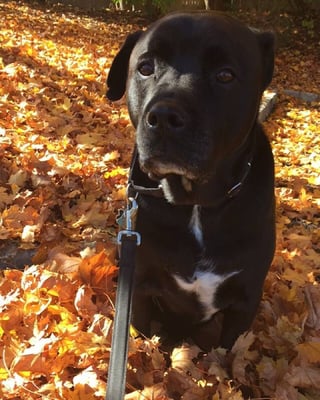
[227,159,252,198]
[128,181,164,198]
[127,146,252,201]
[127,147,164,198]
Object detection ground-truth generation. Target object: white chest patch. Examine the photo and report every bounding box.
[174,268,239,322]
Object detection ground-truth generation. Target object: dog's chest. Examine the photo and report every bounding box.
[173,205,238,321]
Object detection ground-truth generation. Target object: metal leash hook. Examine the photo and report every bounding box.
[117,197,141,246]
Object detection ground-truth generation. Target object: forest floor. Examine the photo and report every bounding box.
[0,1,319,399]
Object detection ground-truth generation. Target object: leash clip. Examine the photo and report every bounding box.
[117,197,141,246]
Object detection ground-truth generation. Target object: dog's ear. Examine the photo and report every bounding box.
[256,31,275,90]
[106,31,143,101]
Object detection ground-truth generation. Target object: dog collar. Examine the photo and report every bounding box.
[127,180,164,198]
[127,146,252,201]
[227,160,252,198]
[127,146,164,198]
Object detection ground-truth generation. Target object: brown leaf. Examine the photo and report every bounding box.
[284,366,320,389]
[231,332,258,385]
[295,342,320,364]
[304,284,320,330]
[171,344,202,380]
[74,285,98,319]
[125,382,169,400]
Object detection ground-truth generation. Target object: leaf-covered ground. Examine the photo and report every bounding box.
[0,2,319,399]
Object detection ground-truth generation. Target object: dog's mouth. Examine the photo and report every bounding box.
[141,160,199,192]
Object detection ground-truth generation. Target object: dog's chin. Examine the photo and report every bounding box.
[160,175,193,204]
[147,171,194,191]
[145,171,195,204]
[142,162,197,181]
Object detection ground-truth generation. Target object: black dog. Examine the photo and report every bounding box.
[107,12,275,350]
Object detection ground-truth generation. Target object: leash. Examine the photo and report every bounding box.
[106,197,141,400]
[106,146,162,399]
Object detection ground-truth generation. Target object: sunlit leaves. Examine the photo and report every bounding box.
[0,260,115,399]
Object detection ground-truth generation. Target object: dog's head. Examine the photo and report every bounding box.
[107,12,274,205]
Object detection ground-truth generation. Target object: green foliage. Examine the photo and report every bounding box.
[302,18,315,37]
[110,0,175,13]
[150,0,175,12]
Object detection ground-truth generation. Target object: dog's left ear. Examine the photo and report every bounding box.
[106,31,143,101]
[256,31,275,90]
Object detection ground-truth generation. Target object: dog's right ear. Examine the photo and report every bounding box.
[106,31,143,101]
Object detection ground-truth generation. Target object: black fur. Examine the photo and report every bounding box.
[107,12,275,350]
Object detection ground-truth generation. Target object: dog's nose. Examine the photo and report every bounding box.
[146,102,186,134]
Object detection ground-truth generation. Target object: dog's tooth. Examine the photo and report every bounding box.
[182,176,192,192]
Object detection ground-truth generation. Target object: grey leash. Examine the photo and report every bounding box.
[106,198,141,400]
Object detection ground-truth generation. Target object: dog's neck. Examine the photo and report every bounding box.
[127,142,254,205]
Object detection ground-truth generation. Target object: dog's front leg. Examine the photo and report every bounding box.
[219,301,260,349]
[131,291,154,337]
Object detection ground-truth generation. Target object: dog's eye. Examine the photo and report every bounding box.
[138,60,154,77]
[216,69,235,83]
